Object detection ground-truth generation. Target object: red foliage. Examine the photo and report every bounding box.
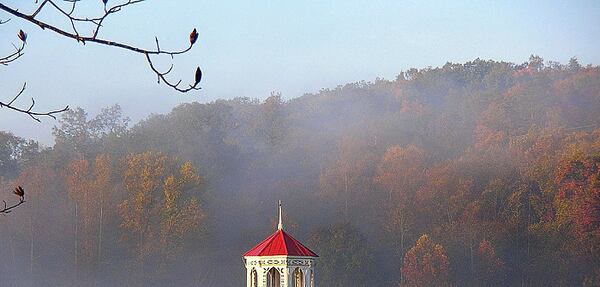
[555,154,600,241]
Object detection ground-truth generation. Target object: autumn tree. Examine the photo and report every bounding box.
[556,153,600,243]
[374,145,426,283]
[554,151,600,284]
[65,158,94,285]
[90,154,114,283]
[416,160,469,226]
[119,151,205,285]
[474,239,505,286]
[319,134,379,216]
[375,145,426,201]
[402,234,450,287]
[64,154,117,286]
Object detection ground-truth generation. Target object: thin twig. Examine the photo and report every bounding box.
[0,83,70,122]
[145,53,201,93]
[0,41,25,66]
[0,198,25,214]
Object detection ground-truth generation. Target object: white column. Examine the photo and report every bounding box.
[246,267,252,287]
[281,267,288,287]
[259,267,266,287]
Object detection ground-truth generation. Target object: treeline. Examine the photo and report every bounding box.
[0,56,599,286]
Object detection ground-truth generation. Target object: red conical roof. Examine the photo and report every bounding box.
[244,229,318,257]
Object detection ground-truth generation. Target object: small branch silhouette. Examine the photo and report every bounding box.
[0,83,70,122]
[0,39,24,66]
[0,198,25,214]
[1,186,26,214]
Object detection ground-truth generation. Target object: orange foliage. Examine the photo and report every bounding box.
[402,234,450,287]
[555,154,600,241]
[375,145,426,202]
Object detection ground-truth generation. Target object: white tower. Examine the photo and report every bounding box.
[243,201,318,287]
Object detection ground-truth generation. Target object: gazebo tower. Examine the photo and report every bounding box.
[243,201,318,287]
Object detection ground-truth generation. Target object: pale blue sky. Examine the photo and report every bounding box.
[1,0,599,144]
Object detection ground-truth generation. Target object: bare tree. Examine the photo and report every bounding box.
[0,0,203,121]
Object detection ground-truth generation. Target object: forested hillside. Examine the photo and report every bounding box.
[1,56,599,286]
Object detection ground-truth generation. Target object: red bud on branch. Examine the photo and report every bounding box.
[17,30,27,43]
[190,28,198,45]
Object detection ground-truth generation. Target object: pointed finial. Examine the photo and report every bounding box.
[277,200,283,230]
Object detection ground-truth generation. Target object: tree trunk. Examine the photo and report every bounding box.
[400,208,405,285]
[30,214,34,282]
[11,233,17,287]
[344,172,349,216]
[139,228,145,284]
[446,190,452,225]
[469,233,474,284]
[96,203,103,287]
[74,202,79,287]
[526,194,531,287]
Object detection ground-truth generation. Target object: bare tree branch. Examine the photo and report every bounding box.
[0,1,202,93]
[0,83,70,122]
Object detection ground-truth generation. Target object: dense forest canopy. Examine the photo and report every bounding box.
[1,56,599,286]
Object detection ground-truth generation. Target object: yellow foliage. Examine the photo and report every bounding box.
[119,151,206,269]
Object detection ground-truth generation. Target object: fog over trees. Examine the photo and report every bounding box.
[1,57,599,286]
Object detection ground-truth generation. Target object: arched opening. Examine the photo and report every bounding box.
[266,267,280,287]
[293,267,304,287]
[251,268,258,287]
